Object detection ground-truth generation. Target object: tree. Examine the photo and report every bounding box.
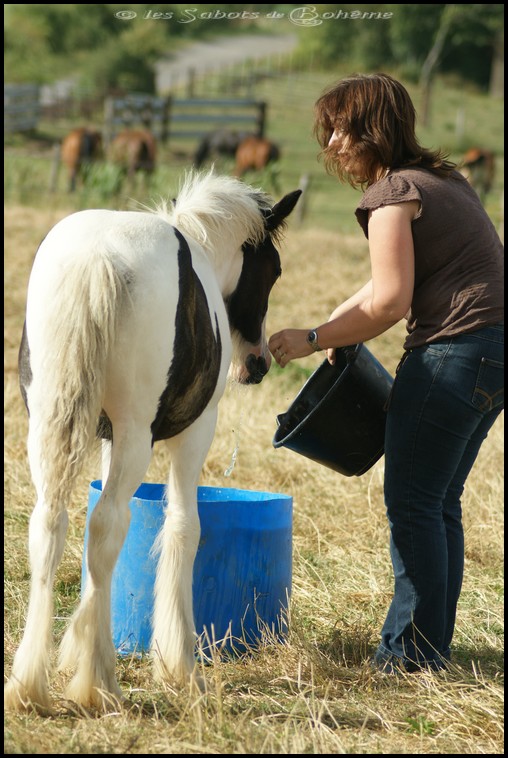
[489,26,504,97]
[419,5,460,127]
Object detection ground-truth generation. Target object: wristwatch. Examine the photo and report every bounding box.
[306,329,323,352]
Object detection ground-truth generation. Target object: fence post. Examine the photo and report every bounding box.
[257,101,266,137]
[103,97,115,148]
[187,68,196,98]
[161,96,171,143]
[296,173,311,225]
[48,143,61,192]
[455,107,465,142]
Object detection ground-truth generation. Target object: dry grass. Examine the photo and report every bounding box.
[4,204,504,754]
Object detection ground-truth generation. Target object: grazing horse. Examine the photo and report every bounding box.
[234,135,281,178]
[109,128,157,178]
[193,129,251,168]
[60,127,103,192]
[460,147,496,204]
[5,170,301,713]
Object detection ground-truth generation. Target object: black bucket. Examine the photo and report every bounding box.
[272,344,394,477]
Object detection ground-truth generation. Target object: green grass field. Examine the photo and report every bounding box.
[4,67,504,234]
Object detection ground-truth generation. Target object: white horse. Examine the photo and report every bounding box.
[5,170,300,712]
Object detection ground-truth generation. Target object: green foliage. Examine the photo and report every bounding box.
[76,21,170,93]
[77,162,126,201]
[4,4,122,83]
[4,4,505,92]
[387,4,445,81]
[405,715,437,736]
[4,4,286,89]
[294,3,504,88]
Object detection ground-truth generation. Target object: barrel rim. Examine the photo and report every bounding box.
[89,479,292,504]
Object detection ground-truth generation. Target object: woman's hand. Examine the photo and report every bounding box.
[268,329,314,367]
[326,347,337,365]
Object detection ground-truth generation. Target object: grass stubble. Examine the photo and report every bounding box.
[4,207,503,754]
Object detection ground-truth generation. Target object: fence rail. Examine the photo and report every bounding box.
[167,97,266,140]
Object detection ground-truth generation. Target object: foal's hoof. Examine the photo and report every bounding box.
[189,670,207,695]
[63,692,126,716]
[64,676,126,713]
[4,679,54,716]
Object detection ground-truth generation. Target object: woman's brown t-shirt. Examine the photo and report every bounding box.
[355,168,504,349]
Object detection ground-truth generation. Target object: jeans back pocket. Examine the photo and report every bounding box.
[472,358,504,412]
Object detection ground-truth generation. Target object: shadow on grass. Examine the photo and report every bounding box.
[318,623,378,667]
[317,624,504,682]
[449,644,504,679]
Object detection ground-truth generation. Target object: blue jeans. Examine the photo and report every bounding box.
[374,323,504,672]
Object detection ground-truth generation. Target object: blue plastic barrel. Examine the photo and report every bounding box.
[81,481,292,656]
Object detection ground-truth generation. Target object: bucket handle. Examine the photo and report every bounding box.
[341,343,361,364]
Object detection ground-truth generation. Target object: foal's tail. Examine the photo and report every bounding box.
[36,252,129,507]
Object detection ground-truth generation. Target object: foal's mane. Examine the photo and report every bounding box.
[155,169,273,260]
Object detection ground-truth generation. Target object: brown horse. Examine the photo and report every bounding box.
[234,135,280,178]
[193,129,251,168]
[109,129,157,179]
[61,127,103,192]
[460,147,496,204]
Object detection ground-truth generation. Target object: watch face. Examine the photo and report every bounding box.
[307,330,321,351]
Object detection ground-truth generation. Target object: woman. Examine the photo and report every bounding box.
[269,73,504,672]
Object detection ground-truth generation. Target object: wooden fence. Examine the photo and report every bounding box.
[103,93,266,145]
[5,84,268,144]
[4,47,316,136]
[4,84,41,132]
[103,93,169,143]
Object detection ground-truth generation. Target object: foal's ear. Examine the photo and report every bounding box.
[266,190,302,230]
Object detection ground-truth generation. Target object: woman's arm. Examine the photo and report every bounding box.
[269,200,418,366]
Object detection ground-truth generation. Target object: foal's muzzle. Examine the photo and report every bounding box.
[244,353,270,384]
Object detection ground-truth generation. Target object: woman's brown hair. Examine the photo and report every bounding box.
[313,73,456,187]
